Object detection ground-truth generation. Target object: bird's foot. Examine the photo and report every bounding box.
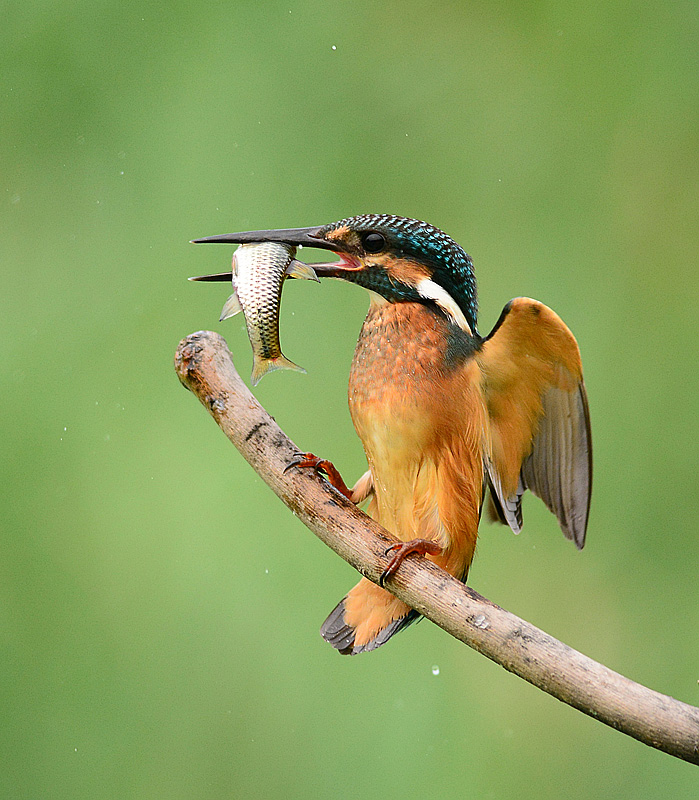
[284,452,353,500]
[380,539,443,587]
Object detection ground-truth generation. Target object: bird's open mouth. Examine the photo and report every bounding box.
[305,253,363,278]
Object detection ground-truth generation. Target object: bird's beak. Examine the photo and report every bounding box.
[189,225,360,282]
[191,225,339,249]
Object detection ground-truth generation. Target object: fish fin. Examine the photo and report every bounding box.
[320,579,420,655]
[250,355,306,386]
[286,260,320,282]
[219,292,243,321]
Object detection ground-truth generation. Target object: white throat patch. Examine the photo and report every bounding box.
[417,278,472,334]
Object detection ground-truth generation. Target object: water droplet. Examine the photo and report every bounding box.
[264,569,269,574]
[431,665,440,676]
[331,45,337,51]
[473,614,489,630]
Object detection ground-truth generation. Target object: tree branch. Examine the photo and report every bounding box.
[174,330,699,765]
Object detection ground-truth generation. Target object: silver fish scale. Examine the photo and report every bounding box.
[234,242,294,360]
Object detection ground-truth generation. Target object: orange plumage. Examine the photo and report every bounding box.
[191,215,592,655]
[339,300,486,650]
[320,289,590,654]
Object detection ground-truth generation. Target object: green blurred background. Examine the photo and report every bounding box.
[2,1,698,797]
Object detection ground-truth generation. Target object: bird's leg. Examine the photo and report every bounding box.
[380,540,443,587]
[284,452,353,500]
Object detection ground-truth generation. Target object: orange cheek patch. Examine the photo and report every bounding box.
[384,257,431,287]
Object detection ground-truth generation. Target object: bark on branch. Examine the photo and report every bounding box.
[174,330,699,765]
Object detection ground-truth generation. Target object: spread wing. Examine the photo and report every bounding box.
[477,298,592,548]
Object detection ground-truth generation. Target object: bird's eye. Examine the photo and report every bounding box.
[361,232,386,253]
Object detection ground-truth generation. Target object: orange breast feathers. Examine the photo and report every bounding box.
[348,301,486,580]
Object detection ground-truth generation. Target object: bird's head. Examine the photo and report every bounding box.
[192,214,478,336]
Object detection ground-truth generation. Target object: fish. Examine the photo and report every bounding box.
[217,241,319,385]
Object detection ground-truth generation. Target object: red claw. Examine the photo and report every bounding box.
[284,452,353,500]
[380,539,443,587]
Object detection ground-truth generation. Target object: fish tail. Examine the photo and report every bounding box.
[320,578,419,655]
[250,354,306,386]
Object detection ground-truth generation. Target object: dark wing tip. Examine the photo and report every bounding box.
[566,382,593,549]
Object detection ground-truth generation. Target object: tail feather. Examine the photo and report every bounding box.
[320,579,420,655]
[320,600,360,655]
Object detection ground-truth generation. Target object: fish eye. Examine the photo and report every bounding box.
[361,232,386,253]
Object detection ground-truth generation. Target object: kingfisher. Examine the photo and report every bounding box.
[191,214,592,655]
